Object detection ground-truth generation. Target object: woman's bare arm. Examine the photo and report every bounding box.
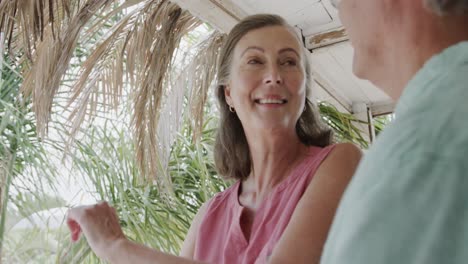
[106,239,206,264]
[67,200,211,264]
[268,143,362,264]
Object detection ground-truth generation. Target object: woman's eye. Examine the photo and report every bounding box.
[281,59,297,66]
[247,58,262,65]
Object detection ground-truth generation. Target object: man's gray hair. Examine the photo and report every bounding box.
[425,0,468,15]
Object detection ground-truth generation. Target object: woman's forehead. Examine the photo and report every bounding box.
[234,26,302,55]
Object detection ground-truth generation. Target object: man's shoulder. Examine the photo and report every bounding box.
[389,62,468,157]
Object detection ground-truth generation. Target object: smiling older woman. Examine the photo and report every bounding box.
[67,14,362,264]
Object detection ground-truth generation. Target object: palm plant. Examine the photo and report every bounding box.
[0,55,61,262]
[318,102,372,149]
[53,109,227,263]
[0,0,224,187]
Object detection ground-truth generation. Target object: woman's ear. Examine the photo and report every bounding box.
[224,85,233,106]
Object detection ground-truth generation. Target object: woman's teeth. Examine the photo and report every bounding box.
[256,99,286,104]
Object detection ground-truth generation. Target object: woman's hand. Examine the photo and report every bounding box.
[67,201,127,261]
[67,201,206,264]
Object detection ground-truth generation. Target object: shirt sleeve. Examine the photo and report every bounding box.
[321,152,468,264]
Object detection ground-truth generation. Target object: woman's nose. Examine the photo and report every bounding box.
[264,65,283,84]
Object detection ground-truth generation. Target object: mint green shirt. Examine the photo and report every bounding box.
[321,42,468,264]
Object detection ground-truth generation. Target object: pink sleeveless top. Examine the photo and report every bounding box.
[193,145,335,264]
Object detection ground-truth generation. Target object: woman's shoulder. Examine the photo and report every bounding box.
[313,143,362,178]
[203,181,240,212]
[329,142,362,158]
[313,142,361,156]
[301,143,362,185]
[306,143,361,165]
[337,143,362,161]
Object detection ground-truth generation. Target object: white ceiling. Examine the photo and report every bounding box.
[172,0,395,116]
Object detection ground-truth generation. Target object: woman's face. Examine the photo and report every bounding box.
[225,25,306,135]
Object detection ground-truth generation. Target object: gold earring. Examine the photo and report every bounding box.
[229,106,235,113]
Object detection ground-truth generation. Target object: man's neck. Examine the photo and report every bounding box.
[380,15,468,101]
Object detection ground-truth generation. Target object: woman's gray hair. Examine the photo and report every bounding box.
[213,14,333,181]
[425,0,468,15]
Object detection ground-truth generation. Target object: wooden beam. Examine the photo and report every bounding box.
[370,100,395,116]
[367,106,376,142]
[352,103,372,144]
[208,0,247,21]
[306,27,348,50]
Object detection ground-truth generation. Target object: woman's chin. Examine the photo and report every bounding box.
[252,121,292,134]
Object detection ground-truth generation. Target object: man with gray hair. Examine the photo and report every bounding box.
[321,0,468,263]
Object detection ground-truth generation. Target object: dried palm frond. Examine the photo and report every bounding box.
[154,31,226,187]
[1,0,113,136]
[181,31,225,140]
[130,1,201,185]
[67,1,146,138]
[1,0,226,187]
[65,0,206,185]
